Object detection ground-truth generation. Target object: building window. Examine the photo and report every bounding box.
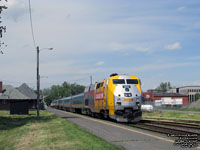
[191,95,194,103]
[189,95,191,103]
[189,94,195,103]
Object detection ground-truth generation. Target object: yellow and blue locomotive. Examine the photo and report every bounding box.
[51,74,142,122]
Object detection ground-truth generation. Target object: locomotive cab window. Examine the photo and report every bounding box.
[96,83,100,89]
[126,79,138,84]
[113,79,125,84]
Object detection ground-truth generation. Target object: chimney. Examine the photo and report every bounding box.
[0,81,2,93]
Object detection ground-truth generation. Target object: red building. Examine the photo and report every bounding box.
[142,92,189,106]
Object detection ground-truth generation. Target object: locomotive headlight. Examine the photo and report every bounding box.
[124,93,132,97]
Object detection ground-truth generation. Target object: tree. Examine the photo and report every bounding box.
[155,82,172,93]
[42,82,85,106]
[195,93,200,101]
[0,0,8,54]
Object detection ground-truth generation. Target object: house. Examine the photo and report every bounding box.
[0,82,38,110]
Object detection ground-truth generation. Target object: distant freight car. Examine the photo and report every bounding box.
[51,74,142,122]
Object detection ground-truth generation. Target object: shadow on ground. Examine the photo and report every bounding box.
[0,113,56,131]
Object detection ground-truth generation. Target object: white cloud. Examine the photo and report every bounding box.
[110,42,151,53]
[111,62,195,74]
[90,62,197,77]
[165,42,181,50]
[95,61,104,66]
[132,62,193,73]
[177,6,185,11]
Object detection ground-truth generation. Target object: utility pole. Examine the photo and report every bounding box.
[37,46,40,119]
[90,76,92,85]
[36,46,53,119]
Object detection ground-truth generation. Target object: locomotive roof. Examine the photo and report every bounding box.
[108,74,139,79]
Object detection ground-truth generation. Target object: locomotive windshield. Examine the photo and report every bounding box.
[113,79,125,84]
[126,79,138,84]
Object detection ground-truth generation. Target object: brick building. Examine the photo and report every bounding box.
[142,92,189,106]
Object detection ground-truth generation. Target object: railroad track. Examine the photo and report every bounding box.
[129,120,200,142]
[143,118,200,124]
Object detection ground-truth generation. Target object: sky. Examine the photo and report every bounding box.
[0,0,200,91]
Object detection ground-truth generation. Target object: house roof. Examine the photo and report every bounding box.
[154,93,188,97]
[0,85,30,99]
[171,86,200,89]
[179,86,200,89]
[17,83,37,99]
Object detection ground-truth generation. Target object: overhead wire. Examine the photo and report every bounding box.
[28,0,37,49]
[1,79,35,85]
[27,1,91,87]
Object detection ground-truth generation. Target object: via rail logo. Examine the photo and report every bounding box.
[95,92,104,100]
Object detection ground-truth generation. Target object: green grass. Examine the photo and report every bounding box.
[142,111,200,121]
[162,107,200,112]
[0,110,121,150]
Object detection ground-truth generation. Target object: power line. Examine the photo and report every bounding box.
[28,0,37,49]
[0,79,35,85]
[0,76,90,86]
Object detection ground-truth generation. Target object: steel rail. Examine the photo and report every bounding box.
[129,120,200,142]
[143,118,200,124]
[141,120,200,129]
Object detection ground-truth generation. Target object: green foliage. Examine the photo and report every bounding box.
[195,93,200,101]
[42,82,85,106]
[155,82,172,93]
